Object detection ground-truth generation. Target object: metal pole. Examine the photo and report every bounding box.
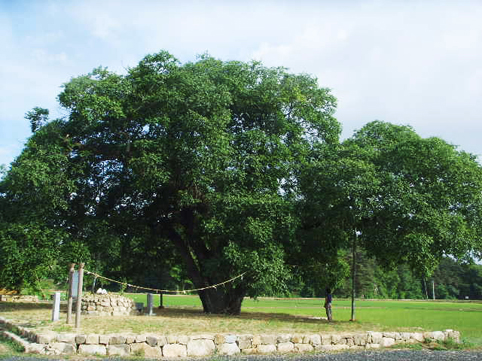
[75,263,84,328]
[67,263,75,324]
[159,292,164,309]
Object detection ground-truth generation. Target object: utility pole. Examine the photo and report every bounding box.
[350,233,356,322]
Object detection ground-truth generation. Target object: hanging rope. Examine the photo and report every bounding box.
[84,269,246,294]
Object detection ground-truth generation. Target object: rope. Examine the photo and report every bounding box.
[84,269,246,294]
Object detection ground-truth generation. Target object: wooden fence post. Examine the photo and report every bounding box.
[67,263,75,324]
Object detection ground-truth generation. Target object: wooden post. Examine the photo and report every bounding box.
[67,263,75,324]
[75,263,84,329]
[159,292,164,309]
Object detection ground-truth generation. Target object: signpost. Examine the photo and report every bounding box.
[51,292,61,321]
[66,263,84,328]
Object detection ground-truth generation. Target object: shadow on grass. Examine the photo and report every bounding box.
[149,306,344,325]
[0,301,52,312]
[1,301,357,328]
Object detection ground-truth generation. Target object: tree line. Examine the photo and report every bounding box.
[1,51,481,314]
[292,253,482,300]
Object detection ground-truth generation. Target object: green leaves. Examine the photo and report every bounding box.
[301,120,482,278]
[25,107,49,133]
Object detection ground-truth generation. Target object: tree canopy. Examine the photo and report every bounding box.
[298,121,482,280]
[0,51,339,314]
[1,51,481,314]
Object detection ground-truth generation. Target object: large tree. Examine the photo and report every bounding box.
[0,51,339,314]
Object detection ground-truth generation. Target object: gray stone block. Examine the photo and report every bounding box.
[411,332,424,342]
[238,335,253,349]
[146,335,158,346]
[308,334,321,345]
[354,333,367,346]
[178,335,189,345]
[368,331,383,344]
[109,335,126,345]
[36,332,57,344]
[135,334,147,343]
[85,334,100,344]
[214,334,225,345]
[218,343,240,355]
[163,343,187,358]
[321,334,332,345]
[99,335,110,345]
[277,334,292,343]
[295,343,313,353]
[57,333,76,344]
[291,334,303,343]
[158,335,167,346]
[331,344,349,351]
[79,344,107,356]
[225,334,237,344]
[108,344,130,356]
[187,339,215,357]
[257,344,276,354]
[75,334,87,344]
[131,342,162,357]
[277,342,294,353]
[381,337,395,347]
[167,335,178,344]
[50,343,76,355]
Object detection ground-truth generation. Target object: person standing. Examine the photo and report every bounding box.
[324,288,333,321]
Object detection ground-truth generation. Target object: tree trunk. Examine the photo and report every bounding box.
[198,285,246,315]
[168,227,246,315]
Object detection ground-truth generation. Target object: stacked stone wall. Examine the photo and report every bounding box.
[0,316,460,357]
[0,295,38,303]
[80,294,136,316]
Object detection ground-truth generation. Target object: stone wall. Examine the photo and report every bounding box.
[0,295,38,303]
[0,316,460,357]
[81,294,136,316]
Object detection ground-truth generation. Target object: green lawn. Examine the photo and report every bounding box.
[126,294,482,345]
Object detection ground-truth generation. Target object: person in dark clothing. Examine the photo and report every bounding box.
[324,288,333,321]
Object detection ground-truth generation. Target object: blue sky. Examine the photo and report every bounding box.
[1,0,482,167]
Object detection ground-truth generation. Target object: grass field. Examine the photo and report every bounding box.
[1,295,481,347]
[126,294,482,345]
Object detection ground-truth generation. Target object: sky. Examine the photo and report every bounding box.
[1,0,482,167]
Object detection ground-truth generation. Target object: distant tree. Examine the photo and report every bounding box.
[299,121,482,316]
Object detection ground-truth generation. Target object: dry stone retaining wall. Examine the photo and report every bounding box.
[0,316,460,358]
[0,295,38,303]
[80,294,136,316]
